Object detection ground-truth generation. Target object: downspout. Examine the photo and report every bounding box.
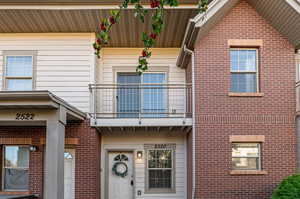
[184,45,196,199]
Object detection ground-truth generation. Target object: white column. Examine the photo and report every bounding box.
[44,106,66,199]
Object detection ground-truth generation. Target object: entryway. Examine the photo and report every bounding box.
[64,149,75,199]
[107,151,134,199]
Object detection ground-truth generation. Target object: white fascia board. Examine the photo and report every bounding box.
[194,0,231,27]
[286,0,300,14]
[91,118,192,127]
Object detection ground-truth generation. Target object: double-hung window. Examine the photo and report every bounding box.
[3,146,30,191]
[146,144,175,193]
[232,143,261,170]
[4,54,34,91]
[230,49,259,93]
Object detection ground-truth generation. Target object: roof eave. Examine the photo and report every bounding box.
[0,90,86,120]
[177,0,239,68]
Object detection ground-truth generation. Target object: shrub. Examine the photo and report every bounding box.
[272,174,300,199]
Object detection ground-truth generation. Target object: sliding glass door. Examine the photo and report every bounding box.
[142,73,167,118]
[117,73,141,118]
[117,73,167,118]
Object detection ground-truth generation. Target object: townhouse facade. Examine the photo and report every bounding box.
[0,0,299,199]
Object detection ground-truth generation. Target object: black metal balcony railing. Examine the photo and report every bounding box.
[89,83,192,119]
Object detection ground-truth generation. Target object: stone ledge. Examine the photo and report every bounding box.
[228,92,264,97]
[228,39,263,47]
[230,170,268,175]
[230,135,265,142]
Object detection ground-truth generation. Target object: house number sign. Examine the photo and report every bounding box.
[16,113,35,120]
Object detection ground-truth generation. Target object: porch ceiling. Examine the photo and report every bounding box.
[247,0,300,49]
[0,0,199,5]
[0,9,197,47]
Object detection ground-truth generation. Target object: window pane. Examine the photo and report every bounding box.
[232,143,259,157]
[6,56,33,77]
[148,150,172,169]
[231,73,257,93]
[4,169,29,190]
[117,74,141,118]
[230,50,239,71]
[142,73,166,118]
[7,79,33,91]
[149,170,172,189]
[5,146,29,168]
[230,49,257,72]
[232,157,259,170]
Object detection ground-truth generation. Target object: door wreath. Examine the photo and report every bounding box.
[112,161,128,178]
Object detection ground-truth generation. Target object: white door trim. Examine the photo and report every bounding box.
[105,149,136,199]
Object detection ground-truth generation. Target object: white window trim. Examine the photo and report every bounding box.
[2,145,30,192]
[2,51,37,91]
[145,144,176,194]
[232,143,261,171]
[230,48,260,93]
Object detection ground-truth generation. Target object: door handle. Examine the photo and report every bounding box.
[131,180,134,186]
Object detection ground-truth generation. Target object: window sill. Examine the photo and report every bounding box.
[0,191,30,195]
[230,170,267,175]
[144,189,176,194]
[228,92,264,97]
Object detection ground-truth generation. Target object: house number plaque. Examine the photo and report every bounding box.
[16,113,35,120]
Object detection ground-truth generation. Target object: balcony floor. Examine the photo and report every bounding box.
[91,118,192,128]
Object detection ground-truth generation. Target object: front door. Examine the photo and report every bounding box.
[64,149,75,199]
[108,152,134,199]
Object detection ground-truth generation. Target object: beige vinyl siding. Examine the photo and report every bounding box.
[97,48,186,115]
[0,33,95,112]
[102,133,187,199]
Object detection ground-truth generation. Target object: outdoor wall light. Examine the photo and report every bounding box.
[137,151,143,159]
[29,146,38,152]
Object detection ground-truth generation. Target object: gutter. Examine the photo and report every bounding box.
[0,90,86,120]
[183,45,196,199]
[177,0,236,68]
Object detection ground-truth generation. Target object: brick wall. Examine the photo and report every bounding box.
[0,119,101,199]
[193,1,297,198]
[0,126,45,197]
[65,120,101,199]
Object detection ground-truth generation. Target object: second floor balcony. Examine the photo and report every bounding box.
[89,83,192,128]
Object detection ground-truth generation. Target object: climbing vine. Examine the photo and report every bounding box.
[93,0,209,73]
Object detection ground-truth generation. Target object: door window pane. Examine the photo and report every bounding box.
[117,74,141,118]
[142,73,166,118]
[4,146,29,190]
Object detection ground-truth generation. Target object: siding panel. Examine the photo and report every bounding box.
[102,133,187,199]
[0,33,94,112]
[97,48,186,115]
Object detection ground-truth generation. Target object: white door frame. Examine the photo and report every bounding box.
[64,148,75,199]
[105,149,136,199]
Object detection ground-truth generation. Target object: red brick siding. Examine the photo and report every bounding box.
[0,127,45,197]
[65,120,101,199]
[0,119,101,199]
[193,1,297,199]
